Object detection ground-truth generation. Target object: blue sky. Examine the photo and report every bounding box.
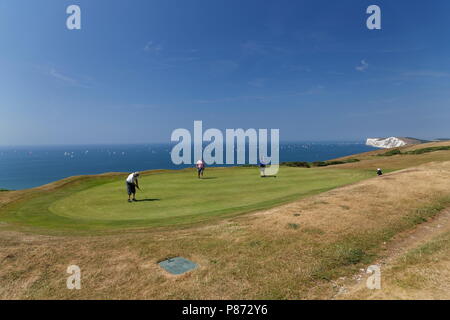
[0,0,449,145]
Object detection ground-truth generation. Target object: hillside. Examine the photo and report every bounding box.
[0,140,449,299]
[336,207,450,299]
[334,140,450,170]
[0,168,372,232]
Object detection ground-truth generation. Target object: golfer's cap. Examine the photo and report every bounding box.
[134,172,140,176]
[377,168,381,170]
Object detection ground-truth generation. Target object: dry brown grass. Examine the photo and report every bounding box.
[1,159,450,299]
[337,209,450,300]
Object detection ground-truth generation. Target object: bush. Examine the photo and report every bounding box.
[282,158,360,168]
[344,158,360,163]
[378,146,450,157]
[281,161,311,168]
[379,149,402,156]
[311,159,360,167]
[405,146,450,155]
[325,161,346,166]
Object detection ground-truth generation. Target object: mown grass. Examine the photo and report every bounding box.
[0,167,372,233]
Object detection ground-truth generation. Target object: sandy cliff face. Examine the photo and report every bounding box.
[366,137,408,149]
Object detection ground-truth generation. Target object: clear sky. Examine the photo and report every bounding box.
[1,0,449,145]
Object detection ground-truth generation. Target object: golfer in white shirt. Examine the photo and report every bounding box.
[126,172,140,202]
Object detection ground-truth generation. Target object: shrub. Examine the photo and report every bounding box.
[325,161,346,166]
[311,159,360,167]
[379,149,402,156]
[312,161,328,167]
[378,146,450,157]
[281,161,311,168]
[282,158,359,168]
[344,158,360,163]
[287,223,300,230]
[405,146,450,155]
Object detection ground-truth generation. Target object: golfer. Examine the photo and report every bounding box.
[196,159,205,178]
[259,157,267,177]
[377,168,383,176]
[126,172,140,202]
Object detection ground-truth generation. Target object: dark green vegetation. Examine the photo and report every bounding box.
[312,159,360,167]
[282,158,359,168]
[281,161,311,168]
[379,146,450,157]
[405,146,450,155]
[378,149,403,156]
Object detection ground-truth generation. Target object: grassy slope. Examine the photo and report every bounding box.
[0,167,371,232]
[339,209,450,300]
[382,231,450,299]
[330,140,450,172]
[0,140,449,299]
[336,140,450,161]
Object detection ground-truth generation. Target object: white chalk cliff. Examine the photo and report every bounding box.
[366,137,408,149]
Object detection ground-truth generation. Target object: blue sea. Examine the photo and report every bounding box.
[0,142,377,190]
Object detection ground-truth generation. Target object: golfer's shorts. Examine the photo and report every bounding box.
[197,167,204,173]
[126,182,136,195]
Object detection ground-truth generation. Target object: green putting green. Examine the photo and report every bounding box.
[1,167,372,232]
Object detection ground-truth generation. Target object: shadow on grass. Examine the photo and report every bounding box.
[199,177,218,180]
[134,198,161,202]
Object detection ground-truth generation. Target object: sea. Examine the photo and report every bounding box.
[0,142,377,190]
